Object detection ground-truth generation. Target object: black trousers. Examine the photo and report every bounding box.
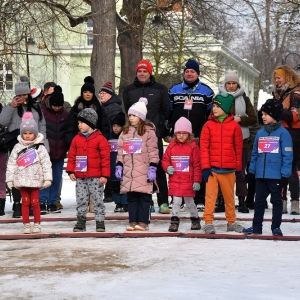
[127,192,152,224]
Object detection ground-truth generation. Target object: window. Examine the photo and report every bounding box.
[0,62,13,91]
[87,19,93,46]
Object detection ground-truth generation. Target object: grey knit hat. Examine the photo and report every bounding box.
[224,70,239,84]
[77,108,98,129]
[15,76,31,95]
[20,112,38,137]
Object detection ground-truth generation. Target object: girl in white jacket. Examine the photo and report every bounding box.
[6,112,52,234]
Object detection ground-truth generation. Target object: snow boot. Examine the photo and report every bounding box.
[238,196,249,213]
[0,198,5,216]
[190,217,201,230]
[214,196,225,213]
[282,200,288,214]
[168,216,180,232]
[73,216,86,232]
[290,200,299,215]
[12,201,22,218]
[96,221,105,232]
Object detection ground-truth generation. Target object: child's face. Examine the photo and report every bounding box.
[112,124,122,134]
[261,111,276,125]
[78,121,92,133]
[82,91,93,101]
[129,114,140,126]
[51,105,62,112]
[175,132,189,143]
[22,130,36,141]
[212,103,226,117]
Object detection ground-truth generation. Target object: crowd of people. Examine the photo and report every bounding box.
[0,59,299,236]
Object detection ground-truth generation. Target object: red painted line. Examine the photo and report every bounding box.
[185,233,246,239]
[119,232,182,238]
[57,232,118,238]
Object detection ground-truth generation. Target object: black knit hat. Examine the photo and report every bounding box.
[100,80,114,95]
[111,112,125,127]
[81,76,95,96]
[77,108,98,129]
[260,98,283,122]
[49,85,64,106]
[184,59,200,75]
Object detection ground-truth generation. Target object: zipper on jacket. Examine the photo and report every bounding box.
[263,132,270,178]
[129,127,137,191]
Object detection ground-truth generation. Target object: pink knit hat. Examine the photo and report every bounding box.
[174,117,192,134]
[128,97,148,121]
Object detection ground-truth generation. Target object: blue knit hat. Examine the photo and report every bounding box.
[184,59,200,75]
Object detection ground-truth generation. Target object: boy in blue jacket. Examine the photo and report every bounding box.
[245,99,293,236]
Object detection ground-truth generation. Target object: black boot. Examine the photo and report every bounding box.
[238,196,249,213]
[12,201,22,218]
[96,221,105,232]
[73,216,86,232]
[0,198,5,216]
[215,196,225,213]
[190,217,201,230]
[245,196,254,209]
[168,216,180,232]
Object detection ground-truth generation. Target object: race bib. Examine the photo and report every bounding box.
[75,156,87,172]
[258,137,280,153]
[17,149,39,170]
[184,99,193,110]
[171,156,190,172]
[109,139,118,152]
[123,138,142,154]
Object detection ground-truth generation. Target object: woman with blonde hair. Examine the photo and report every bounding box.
[272,65,300,215]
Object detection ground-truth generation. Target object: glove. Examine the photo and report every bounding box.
[279,177,289,188]
[202,169,213,183]
[43,180,52,189]
[167,166,175,175]
[193,182,201,191]
[7,182,13,190]
[245,172,255,183]
[147,166,157,182]
[235,171,242,177]
[115,166,123,180]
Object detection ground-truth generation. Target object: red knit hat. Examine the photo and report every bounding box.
[136,60,153,75]
[100,80,114,95]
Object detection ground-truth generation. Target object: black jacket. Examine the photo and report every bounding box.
[102,94,123,125]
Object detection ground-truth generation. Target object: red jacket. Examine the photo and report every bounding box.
[66,130,110,178]
[200,115,243,171]
[162,139,201,197]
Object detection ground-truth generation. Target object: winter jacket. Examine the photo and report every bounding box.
[66,130,110,179]
[43,94,72,113]
[162,139,201,197]
[41,101,69,159]
[102,94,123,125]
[109,130,122,181]
[117,123,159,194]
[249,125,293,179]
[123,76,170,138]
[6,133,52,188]
[169,79,214,138]
[200,115,243,171]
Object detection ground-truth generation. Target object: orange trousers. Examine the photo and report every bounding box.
[203,171,236,224]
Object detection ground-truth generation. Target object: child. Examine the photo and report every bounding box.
[6,112,52,233]
[244,99,293,236]
[162,117,201,232]
[116,98,159,231]
[200,93,244,234]
[66,108,110,232]
[109,112,128,212]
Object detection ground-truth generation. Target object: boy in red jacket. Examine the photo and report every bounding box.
[66,108,110,232]
[200,93,244,234]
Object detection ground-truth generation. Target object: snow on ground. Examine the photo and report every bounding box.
[0,177,300,299]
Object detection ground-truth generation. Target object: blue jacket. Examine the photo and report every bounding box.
[249,125,293,179]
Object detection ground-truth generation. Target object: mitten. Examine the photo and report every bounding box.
[7,182,13,190]
[235,171,242,177]
[193,182,201,191]
[115,166,123,180]
[245,172,255,183]
[147,166,157,182]
[167,166,175,175]
[202,169,212,183]
[43,180,52,188]
[279,177,289,188]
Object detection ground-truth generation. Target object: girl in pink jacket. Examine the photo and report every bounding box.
[162,117,202,232]
[116,98,159,231]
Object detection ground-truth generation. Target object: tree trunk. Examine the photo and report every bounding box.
[91,0,116,93]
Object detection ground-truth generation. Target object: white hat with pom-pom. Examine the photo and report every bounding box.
[128,97,148,121]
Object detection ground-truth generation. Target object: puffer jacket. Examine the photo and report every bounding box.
[200,114,243,171]
[102,94,123,125]
[249,126,293,179]
[6,133,52,188]
[117,122,159,194]
[66,130,110,179]
[162,139,201,197]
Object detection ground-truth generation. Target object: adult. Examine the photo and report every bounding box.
[219,70,257,213]
[272,65,300,215]
[168,59,214,210]
[0,76,49,218]
[123,59,170,213]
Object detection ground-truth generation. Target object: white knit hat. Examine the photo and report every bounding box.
[224,70,239,84]
[128,97,148,121]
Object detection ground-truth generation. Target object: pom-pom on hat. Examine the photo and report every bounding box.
[128,97,148,121]
[174,117,192,134]
[112,112,126,127]
[81,76,95,96]
[49,85,64,107]
[100,80,114,95]
[224,70,239,84]
[136,60,153,75]
[77,108,98,129]
[30,87,42,99]
[15,76,31,96]
[184,59,200,75]
[213,93,235,114]
[20,112,38,137]
[260,98,283,122]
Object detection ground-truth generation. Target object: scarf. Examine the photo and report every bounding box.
[263,121,282,133]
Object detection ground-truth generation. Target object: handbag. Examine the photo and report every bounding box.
[4,128,20,152]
